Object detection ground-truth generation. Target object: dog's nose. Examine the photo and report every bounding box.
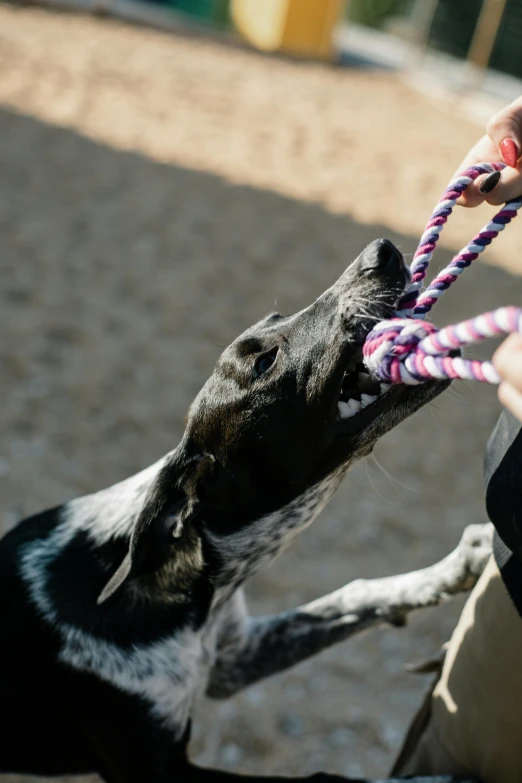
[360,239,404,274]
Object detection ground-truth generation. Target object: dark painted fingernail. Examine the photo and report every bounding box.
[479,170,501,194]
[500,138,519,167]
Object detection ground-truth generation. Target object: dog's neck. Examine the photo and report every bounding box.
[63,457,167,545]
[65,457,346,610]
[204,466,347,609]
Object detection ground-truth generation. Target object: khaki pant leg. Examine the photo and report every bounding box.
[397,556,522,783]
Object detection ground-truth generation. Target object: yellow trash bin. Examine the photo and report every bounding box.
[231,0,344,60]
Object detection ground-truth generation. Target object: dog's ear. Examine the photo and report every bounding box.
[97,452,214,604]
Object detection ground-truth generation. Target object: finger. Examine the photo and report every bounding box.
[458,170,502,208]
[498,381,522,422]
[486,96,522,167]
[454,135,502,207]
[457,187,488,208]
[484,165,522,205]
[493,333,522,388]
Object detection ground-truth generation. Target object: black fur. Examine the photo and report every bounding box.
[0,239,464,783]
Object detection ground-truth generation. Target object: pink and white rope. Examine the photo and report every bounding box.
[363,163,522,385]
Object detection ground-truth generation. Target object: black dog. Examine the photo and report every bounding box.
[0,239,486,783]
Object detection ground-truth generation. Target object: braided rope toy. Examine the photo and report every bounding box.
[363,162,522,385]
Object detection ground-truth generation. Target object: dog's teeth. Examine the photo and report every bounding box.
[337,399,361,419]
[337,401,349,418]
[347,398,361,414]
[360,393,377,408]
[379,383,391,394]
[338,401,353,419]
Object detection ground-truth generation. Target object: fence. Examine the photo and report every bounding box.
[346,0,522,81]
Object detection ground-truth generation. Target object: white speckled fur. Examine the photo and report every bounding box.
[208,468,346,603]
[19,448,493,744]
[19,464,346,735]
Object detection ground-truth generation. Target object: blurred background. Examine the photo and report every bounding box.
[1,0,522,781]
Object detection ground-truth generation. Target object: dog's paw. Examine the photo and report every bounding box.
[457,522,494,578]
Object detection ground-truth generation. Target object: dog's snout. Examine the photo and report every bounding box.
[360,238,403,275]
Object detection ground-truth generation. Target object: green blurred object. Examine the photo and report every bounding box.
[172,0,231,24]
[214,0,231,24]
[428,0,479,60]
[490,0,522,79]
[346,0,408,28]
[429,0,522,80]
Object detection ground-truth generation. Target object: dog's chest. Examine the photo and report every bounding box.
[20,529,239,739]
[62,624,218,736]
[60,600,231,737]
[56,596,239,734]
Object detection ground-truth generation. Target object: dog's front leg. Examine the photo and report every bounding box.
[207,523,492,698]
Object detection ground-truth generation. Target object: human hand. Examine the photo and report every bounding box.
[456,96,522,208]
[493,333,522,421]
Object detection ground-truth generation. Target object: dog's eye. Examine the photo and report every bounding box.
[254,348,279,378]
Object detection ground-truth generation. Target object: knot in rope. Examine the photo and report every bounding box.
[363,318,438,385]
[363,162,522,386]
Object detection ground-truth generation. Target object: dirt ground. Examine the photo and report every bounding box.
[1,5,522,781]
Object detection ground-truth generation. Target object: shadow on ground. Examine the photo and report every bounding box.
[1,107,520,781]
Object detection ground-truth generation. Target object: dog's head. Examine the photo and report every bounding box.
[184,239,448,518]
[99,240,449,602]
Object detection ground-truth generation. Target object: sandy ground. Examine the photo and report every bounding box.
[1,5,522,781]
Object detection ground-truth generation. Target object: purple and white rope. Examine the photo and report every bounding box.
[363,163,522,385]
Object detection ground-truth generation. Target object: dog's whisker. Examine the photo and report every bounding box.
[353,314,383,323]
[364,457,408,506]
[371,452,417,496]
[448,380,472,403]
[446,386,472,404]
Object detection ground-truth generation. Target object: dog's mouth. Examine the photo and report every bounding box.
[337,347,392,418]
[335,345,400,431]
